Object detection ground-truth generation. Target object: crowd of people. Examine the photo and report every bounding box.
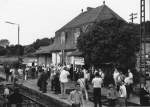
[3,64,39,83]
[1,63,150,107]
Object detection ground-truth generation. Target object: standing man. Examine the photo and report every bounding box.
[69,83,84,107]
[113,68,119,86]
[77,74,89,100]
[18,66,24,84]
[92,72,103,107]
[5,65,10,81]
[38,68,48,93]
[118,82,127,107]
[59,66,70,98]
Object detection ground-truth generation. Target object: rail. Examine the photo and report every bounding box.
[0,85,46,107]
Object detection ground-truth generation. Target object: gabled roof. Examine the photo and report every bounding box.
[34,45,53,55]
[58,4,125,32]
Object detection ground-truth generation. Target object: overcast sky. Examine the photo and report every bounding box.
[0,0,149,45]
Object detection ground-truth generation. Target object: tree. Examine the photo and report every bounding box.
[32,37,54,49]
[24,46,36,55]
[0,46,7,56]
[0,39,10,48]
[6,44,24,56]
[77,18,140,70]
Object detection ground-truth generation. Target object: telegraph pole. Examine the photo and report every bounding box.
[129,13,137,23]
[140,0,146,85]
[5,21,20,64]
[149,0,150,20]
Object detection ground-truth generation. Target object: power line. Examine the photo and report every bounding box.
[129,13,137,23]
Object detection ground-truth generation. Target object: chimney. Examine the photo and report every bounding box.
[81,9,83,13]
[103,1,105,5]
[87,7,93,11]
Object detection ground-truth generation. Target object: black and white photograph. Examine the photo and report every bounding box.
[0,0,150,107]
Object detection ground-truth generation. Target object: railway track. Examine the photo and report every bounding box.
[0,79,46,107]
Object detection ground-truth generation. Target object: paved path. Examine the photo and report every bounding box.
[19,79,141,107]
[0,73,141,107]
[23,79,97,107]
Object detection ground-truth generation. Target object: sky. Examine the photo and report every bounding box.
[0,0,149,45]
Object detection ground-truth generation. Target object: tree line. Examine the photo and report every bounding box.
[0,37,54,56]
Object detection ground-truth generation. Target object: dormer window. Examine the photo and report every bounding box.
[74,28,80,44]
[61,32,66,44]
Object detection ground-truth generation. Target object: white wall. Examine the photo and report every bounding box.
[52,53,56,65]
[52,52,61,65]
[38,56,45,66]
[57,52,61,64]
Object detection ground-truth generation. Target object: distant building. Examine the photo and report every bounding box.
[35,3,126,66]
[34,46,52,66]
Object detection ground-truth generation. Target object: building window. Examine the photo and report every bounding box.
[74,28,80,44]
[61,32,66,44]
[65,32,68,41]
[82,25,88,33]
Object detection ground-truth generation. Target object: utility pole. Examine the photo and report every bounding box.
[149,0,150,20]
[5,21,20,64]
[140,0,146,85]
[129,13,137,23]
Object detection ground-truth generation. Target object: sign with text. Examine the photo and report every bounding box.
[74,57,84,65]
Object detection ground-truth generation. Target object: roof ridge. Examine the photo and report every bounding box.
[57,12,83,32]
[94,5,106,22]
[57,4,125,32]
[103,5,126,22]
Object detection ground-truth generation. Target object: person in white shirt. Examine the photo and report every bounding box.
[10,67,15,82]
[99,68,104,80]
[128,69,133,79]
[113,68,120,86]
[18,67,24,84]
[92,72,103,107]
[25,66,29,80]
[59,66,70,97]
[3,85,10,107]
[4,85,10,97]
[124,69,133,98]
[118,82,127,106]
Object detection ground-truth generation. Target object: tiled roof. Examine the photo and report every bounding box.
[58,4,125,31]
[34,42,77,54]
[34,45,53,54]
[50,4,126,52]
[49,43,77,51]
[68,50,83,57]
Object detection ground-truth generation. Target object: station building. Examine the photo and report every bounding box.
[35,3,126,66]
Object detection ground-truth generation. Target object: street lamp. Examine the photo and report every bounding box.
[5,21,20,45]
[5,21,20,63]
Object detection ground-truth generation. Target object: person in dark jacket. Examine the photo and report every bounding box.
[140,83,150,106]
[54,72,61,94]
[69,64,74,81]
[8,88,23,107]
[31,67,36,79]
[37,68,48,93]
[5,65,10,81]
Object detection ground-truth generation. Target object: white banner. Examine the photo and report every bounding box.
[74,57,84,65]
